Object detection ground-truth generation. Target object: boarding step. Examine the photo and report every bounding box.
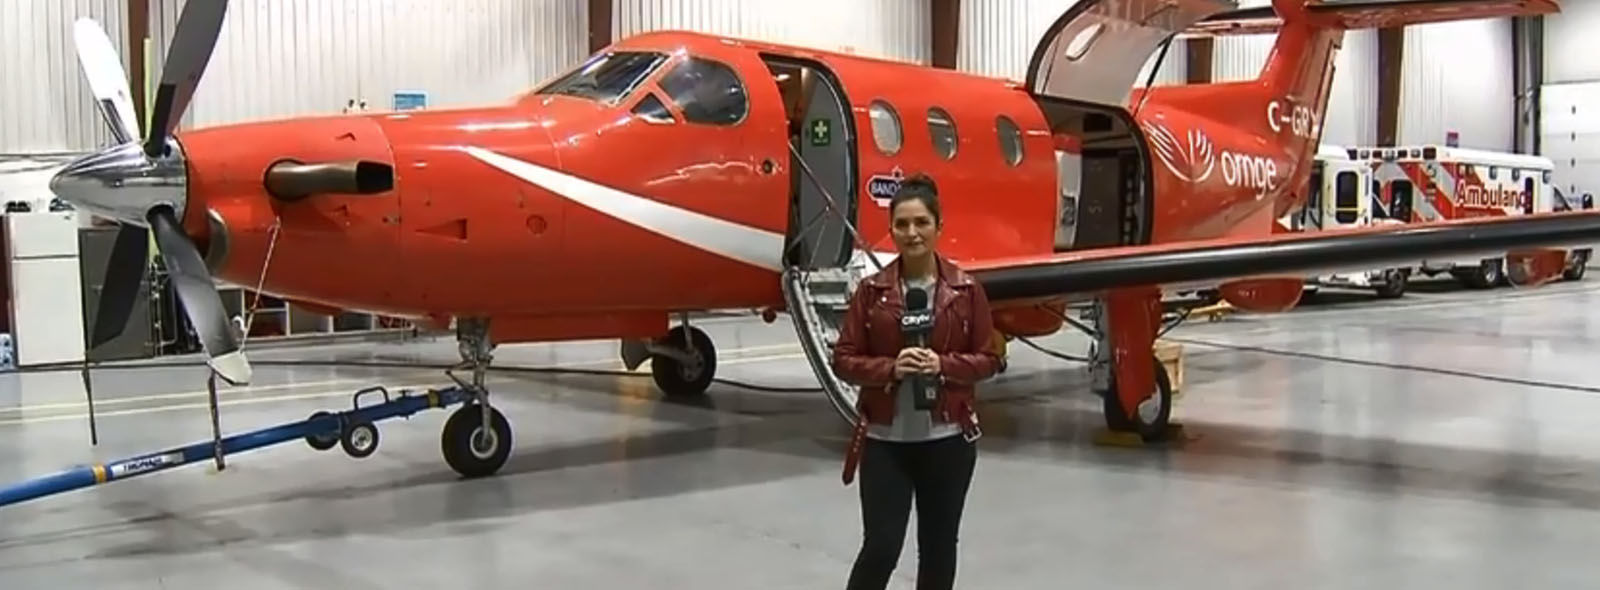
[782,262,877,424]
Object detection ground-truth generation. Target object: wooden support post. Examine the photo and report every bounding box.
[1185,37,1214,84]
[588,0,612,54]
[128,0,149,127]
[931,0,960,69]
[1377,27,1404,146]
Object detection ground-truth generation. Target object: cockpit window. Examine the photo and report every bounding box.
[658,56,748,126]
[535,51,666,104]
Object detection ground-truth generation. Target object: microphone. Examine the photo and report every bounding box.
[901,287,935,410]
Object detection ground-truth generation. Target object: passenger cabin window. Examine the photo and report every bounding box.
[658,57,748,126]
[996,116,1022,166]
[1334,171,1358,224]
[868,101,902,155]
[535,51,665,104]
[928,108,957,160]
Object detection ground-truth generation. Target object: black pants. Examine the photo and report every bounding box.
[845,435,977,590]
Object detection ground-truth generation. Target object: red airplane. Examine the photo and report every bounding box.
[51,0,1590,478]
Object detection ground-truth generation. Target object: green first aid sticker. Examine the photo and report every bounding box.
[809,118,831,146]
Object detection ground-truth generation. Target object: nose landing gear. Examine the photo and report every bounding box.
[440,318,513,479]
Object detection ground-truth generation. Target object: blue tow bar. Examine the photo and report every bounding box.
[0,385,472,509]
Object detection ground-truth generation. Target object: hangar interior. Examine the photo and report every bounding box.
[3,0,1600,587]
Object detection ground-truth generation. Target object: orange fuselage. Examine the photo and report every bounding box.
[173,28,1333,343]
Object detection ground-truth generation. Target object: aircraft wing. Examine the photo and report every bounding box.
[1181,0,1561,37]
[963,211,1600,302]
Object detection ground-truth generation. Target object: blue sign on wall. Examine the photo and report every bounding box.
[393,91,428,111]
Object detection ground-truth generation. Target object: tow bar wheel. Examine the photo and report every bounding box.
[341,420,380,458]
[442,403,512,479]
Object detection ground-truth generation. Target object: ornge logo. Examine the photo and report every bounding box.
[1143,121,1214,183]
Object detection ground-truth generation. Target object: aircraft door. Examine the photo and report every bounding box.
[1026,0,1234,107]
[1053,133,1082,248]
[769,57,856,270]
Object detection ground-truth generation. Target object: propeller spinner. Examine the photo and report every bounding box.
[52,2,251,386]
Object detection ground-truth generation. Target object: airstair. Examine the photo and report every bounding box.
[781,252,883,425]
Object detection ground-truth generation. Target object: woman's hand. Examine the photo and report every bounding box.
[918,349,941,375]
[893,348,922,379]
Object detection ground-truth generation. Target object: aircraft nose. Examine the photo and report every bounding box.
[50,140,188,225]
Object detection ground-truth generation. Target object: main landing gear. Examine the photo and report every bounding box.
[621,315,718,398]
[1086,289,1178,445]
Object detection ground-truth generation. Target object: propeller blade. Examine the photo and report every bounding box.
[72,18,141,145]
[144,0,229,158]
[88,224,150,349]
[147,207,251,385]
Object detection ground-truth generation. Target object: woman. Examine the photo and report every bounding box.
[832,173,1002,590]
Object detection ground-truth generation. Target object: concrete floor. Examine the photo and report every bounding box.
[5,277,1600,588]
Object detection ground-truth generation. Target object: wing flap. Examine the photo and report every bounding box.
[966,211,1600,301]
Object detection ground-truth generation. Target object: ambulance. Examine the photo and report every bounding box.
[1365,144,1590,286]
[1287,145,1412,297]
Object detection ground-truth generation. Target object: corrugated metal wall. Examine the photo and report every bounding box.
[1399,19,1515,151]
[614,0,930,65]
[1544,0,1600,85]
[1,0,128,155]
[1321,31,1380,148]
[151,0,589,130]
[1540,3,1600,198]
[1191,24,1382,148]
[955,0,1184,86]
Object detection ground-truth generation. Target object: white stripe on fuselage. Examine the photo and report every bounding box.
[462,146,787,272]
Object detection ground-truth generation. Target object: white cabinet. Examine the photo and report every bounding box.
[6,211,85,366]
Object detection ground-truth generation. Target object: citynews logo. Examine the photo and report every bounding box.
[901,310,933,327]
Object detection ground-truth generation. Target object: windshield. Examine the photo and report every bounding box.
[534,51,667,104]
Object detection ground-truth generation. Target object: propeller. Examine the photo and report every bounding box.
[54,2,251,386]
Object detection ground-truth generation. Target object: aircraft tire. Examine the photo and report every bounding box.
[652,325,716,397]
[442,403,512,479]
[1101,354,1173,443]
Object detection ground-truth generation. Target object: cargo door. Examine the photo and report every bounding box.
[1026,0,1236,107]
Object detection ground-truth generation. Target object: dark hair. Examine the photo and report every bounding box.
[889,173,941,224]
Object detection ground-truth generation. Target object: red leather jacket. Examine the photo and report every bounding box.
[831,254,1001,483]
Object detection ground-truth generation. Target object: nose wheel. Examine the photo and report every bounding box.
[442,403,512,479]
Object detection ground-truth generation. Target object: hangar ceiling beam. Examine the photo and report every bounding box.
[931,0,960,69]
[1376,26,1403,146]
[589,0,613,54]
[128,0,149,129]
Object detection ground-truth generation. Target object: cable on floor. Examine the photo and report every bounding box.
[1164,335,1600,395]
[1011,335,1089,363]
[31,357,824,394]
